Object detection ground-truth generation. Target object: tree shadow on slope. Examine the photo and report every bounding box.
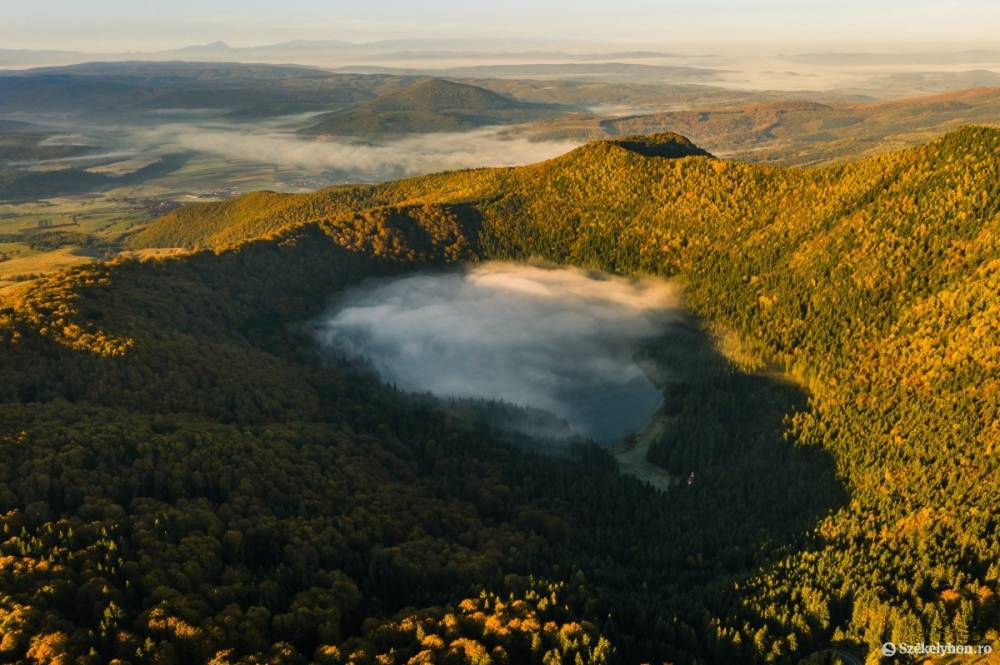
[518,315,848,663]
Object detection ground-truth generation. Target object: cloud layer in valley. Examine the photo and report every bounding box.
[316,263,679,442]
[7,111,580,185]
[134,120,581,181]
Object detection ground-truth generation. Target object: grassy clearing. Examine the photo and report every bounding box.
[0,246,102,285]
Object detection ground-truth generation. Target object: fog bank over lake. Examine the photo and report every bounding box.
[317,262,679,443]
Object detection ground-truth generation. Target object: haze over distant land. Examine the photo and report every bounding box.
[4,40,1000,95]
[5,0,1000,49]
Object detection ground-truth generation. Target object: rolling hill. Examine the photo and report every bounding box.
[302,78,563,136]
[519,86,1000,165]
[0,62,420,118]
[2,128,999,663]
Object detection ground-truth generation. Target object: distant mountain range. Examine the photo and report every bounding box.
[333,62,727,82]
[0,61,419,119]
[0,40,686,68]
[0,60,733,123]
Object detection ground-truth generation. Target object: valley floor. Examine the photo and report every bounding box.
[612,409,676,492]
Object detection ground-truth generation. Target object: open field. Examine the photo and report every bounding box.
[0,194,152,287]
[0,153,293,286]
[0,195,151,237]
[0,245,102,284]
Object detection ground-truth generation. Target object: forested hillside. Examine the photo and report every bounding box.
[2,129,998,663]
[520,87,1000,166]
[302,79,560,136]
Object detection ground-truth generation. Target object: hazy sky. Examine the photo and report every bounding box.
[3,0,1000,51]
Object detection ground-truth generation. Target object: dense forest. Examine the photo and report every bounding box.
[2,129,998,663]
[301,79,561,136]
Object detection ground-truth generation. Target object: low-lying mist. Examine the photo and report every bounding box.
[7,111,581,185]
[136,122,580,181]
[316,263,680,443]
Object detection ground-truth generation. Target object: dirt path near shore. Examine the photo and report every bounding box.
[613,410,676,492]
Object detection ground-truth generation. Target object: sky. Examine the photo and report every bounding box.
[3,0,999,52]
